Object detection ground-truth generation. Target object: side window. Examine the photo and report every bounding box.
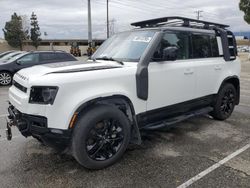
[210,36,220,57]
[40,53,58,62]
[192,34,212,58]
[17,54,39,64]
[153,32,191,60]
[57,53,75,61]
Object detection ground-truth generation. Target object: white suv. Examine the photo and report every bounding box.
[6,17,241,169]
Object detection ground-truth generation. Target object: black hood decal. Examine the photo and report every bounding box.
[48,65,122,74]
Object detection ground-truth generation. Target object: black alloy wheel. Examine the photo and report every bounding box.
[220,88,235,116]
[86,119,124,161]
[72,104,131,169]
[211,83,237,120]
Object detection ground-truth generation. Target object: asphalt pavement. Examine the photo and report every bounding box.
[0,55,249,188]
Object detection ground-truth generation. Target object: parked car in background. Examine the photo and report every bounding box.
[237,45,250,52]
[0,51,77,85]
[0,51,24,62]
[0,50,16,58]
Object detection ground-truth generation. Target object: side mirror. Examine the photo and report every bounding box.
[162,46,178,61]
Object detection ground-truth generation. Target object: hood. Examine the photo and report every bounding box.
[14,60,123,82]
[44,60,122,73]
[0,60,8,64]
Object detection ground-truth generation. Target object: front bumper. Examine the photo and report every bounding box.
[7,104,72,150]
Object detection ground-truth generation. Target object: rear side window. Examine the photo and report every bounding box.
[192,34,219,58]
[192,35,212,58]
[40,53,58,62]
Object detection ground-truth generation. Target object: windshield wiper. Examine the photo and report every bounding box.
[94,56,124,65]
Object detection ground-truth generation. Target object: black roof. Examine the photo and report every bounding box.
[131,16,229,29]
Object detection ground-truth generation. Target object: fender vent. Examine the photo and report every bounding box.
[16,73,29,81]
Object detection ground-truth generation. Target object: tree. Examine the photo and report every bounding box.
[30,12,41,49]
[239,0,250,24]
[2,13,29,50]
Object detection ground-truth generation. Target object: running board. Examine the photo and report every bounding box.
[142,107,213,130]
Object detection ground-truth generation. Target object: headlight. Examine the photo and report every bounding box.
[29,86,58,105]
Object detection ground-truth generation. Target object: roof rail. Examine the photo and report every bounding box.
[131,16,229,29]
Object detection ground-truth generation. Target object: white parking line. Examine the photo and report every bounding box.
[177,143,250,188]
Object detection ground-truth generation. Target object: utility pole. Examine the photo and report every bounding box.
[87,0,92,47]
[195,10,203,20]
[107,0,110,38]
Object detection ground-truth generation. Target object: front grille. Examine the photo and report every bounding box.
[13,80,27,93]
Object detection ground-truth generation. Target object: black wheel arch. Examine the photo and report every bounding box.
[218,76,240,105]
[0,70,13,76]
[70,95,142,145]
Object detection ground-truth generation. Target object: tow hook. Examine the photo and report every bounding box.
[6,121,13,141]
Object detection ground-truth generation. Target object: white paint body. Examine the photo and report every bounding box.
[147,56,240,110]
[9,38,241,130]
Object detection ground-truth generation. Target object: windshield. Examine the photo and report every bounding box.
[0,52,23,61]
[5,52,28,63]
[92,30,156,62]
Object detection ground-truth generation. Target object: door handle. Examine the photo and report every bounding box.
[184,69,194,75]
[214,66,222,71]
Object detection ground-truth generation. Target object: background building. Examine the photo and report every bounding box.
[0,39,104,53]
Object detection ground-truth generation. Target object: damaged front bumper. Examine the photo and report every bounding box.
[6,103,72,150]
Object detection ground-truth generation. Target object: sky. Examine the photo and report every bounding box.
[0,0,249,40]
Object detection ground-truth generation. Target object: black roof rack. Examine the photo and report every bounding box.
[131,16,229,29]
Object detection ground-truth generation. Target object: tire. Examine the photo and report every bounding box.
[72,104,131,169]
[211,83,237,120]
[0,72,12,86]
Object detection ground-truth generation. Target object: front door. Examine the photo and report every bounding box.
[146,31,196,123]
[14,53,40,72]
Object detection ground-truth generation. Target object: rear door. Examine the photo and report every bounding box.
[56,53,77,61]
[39,52,60,65]
[192,33,225,98]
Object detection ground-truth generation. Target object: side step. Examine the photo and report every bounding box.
[142,107,213,130]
